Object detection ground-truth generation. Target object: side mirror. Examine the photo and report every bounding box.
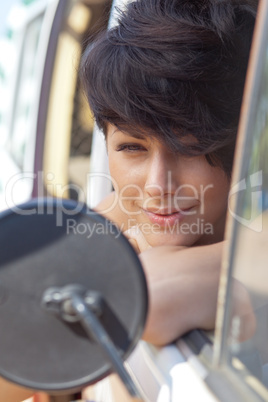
[0,198,148,399]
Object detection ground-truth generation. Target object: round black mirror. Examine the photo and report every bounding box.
[0,198,147,394]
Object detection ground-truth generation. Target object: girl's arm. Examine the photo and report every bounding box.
[128,239,255,346]
[124,227,255,345]
[139,243,223,345]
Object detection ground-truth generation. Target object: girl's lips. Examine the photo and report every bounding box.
[142,208,193,226]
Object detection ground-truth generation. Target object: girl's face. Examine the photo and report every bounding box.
[106,124,230,247]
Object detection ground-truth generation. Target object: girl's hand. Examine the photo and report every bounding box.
[123,226,152,254]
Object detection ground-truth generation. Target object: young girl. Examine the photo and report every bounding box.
[80,0,257,346]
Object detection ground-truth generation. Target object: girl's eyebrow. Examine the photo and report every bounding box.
[111,128,146,140]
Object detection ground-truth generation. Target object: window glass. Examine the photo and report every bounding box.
[10,13,44,169]
[0,4,46,212]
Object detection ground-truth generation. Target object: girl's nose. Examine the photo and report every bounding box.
[144,151,178,197]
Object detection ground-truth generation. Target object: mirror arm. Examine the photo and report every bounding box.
[42,286,143,401]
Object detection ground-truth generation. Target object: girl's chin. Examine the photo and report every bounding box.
[144,233,199,248]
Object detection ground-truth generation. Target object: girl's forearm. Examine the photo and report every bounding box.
[139,243,223,345]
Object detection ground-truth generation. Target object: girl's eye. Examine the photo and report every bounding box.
[116,144,147,153]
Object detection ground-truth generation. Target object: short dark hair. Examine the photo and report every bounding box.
[80,0,257,175]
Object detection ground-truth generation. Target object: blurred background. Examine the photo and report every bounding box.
[0,1,17,35]
[0,0,112,212]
